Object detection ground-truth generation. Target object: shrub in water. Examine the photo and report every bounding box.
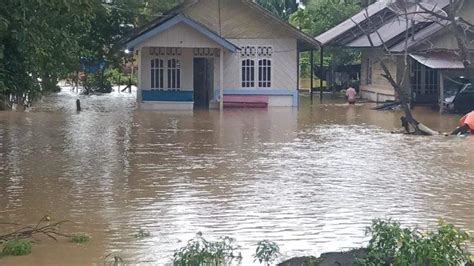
[2,239,32,256]
[71,233,91,244]
[254,240,280,265]
[359,219,472,266]
[173,232,241,266]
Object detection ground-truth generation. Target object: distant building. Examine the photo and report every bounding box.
[126,0,319,110]
[315,0,474,107]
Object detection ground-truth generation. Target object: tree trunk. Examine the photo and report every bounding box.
[380,61,429,135]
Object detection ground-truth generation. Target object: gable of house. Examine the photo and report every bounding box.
[128,0,318,51]
[183,0,294,39]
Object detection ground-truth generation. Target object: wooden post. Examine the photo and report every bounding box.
[297,52,300,92]
[310,50,314,103]
[137,49,142,103]
[76,99,81,111]
[320,47,324,100]
[219,49,224,111]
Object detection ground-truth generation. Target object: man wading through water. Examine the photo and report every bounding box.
[346,85,357,104]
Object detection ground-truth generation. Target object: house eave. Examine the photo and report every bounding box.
[126,13,239,53]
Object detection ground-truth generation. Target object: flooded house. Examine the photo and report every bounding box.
[126,0,319,110]
[315,0,474,108]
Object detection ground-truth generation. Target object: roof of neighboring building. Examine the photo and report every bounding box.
[315,1,389,46]
[126,0,319,51]
[389,21,450,52]
[410,51,466,69]
[314,0,451,49]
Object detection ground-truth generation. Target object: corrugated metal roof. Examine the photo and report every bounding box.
[315,0,451,48]
[347,17,411,47]
[389,21,449,52]
[410,52,465,69]
[315,2,388,46]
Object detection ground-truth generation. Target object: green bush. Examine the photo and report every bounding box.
[82,73,112,94]
[359,219,472,266]
[105,68,137,86]
[173,232,241,266]
[254,240,280,265]
[2,239,32,256]
[71,233,91,244]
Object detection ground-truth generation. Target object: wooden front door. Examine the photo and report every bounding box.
[193,58,214,109]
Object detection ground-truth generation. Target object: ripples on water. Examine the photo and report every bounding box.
[0,90,473,265]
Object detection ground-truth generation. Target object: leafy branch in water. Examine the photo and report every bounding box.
[70,233,91,244]
[134,229,151,239]
[0,215,71,243]
[0,215,91,257]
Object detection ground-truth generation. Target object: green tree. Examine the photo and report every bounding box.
[292,0,362,86]
[0,0,99,106]
[0,0,179,106]
[256,0,300,20]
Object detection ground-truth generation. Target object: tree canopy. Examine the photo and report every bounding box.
[0,0,179,106]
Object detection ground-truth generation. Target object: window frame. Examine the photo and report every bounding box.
[167,58,181,89]
[240,45,272,88]
[258,59,271,88]
[150,58,164,89]
[241,59,255,88]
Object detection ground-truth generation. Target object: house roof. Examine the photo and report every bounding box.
[126,13,240,52]
[126,0,319,52]
[410,51,465,69]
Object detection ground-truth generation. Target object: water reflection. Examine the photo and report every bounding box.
[0,90,473,265]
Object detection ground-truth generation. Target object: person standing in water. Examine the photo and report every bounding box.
[346,85,357,104]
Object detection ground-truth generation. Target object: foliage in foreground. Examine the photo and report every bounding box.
[359,219,472,266]
[1,239,32,256]
[254,240,280,265]
[173,232,241,266]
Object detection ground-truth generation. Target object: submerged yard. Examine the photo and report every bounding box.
[1,90,473,265]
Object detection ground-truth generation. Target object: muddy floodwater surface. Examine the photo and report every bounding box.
[1,90,474,265]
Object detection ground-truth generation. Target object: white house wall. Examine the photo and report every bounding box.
[360,50,396,102]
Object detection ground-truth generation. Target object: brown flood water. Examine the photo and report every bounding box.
[1,90,474,265]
